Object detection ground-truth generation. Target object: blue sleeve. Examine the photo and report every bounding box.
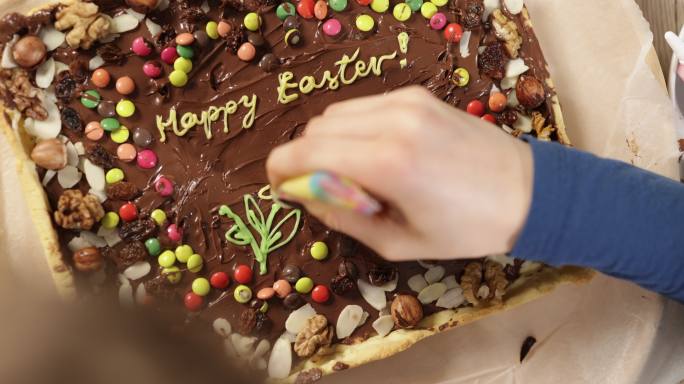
[512,138,684,302]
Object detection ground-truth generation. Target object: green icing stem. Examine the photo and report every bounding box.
[218,194,301,275]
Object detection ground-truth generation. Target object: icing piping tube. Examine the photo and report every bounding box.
[276,171,381,216]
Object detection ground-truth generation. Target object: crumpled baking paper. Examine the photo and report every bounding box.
[0,0,683,382]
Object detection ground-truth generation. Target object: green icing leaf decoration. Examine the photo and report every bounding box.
[218,194,301,275]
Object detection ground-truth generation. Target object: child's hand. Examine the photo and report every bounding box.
[267,87,534,261]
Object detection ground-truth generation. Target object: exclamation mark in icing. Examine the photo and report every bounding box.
[398,32,409,69]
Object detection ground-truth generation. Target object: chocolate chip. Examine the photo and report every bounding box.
[258,53,278,72]
[132,127,154,147]
[338,260,358,279]
[97,100,117,117]
[281,264,302,284]
[332,362,349,371]
[497,109,518,126]
[193,30,209,47]
[520,336,536,362]
[368,265,397,286]
[247,32,265,47]
[330,274,354,295]
[283,15,299,31]
[60,107,82,132]
[295,368,322,384]
[283,292,305,309]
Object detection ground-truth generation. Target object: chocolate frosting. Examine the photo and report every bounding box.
[6,0,557,351]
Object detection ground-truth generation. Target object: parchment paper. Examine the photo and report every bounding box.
[0,0,683,383]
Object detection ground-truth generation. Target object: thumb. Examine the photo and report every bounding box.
[300,200,407,259]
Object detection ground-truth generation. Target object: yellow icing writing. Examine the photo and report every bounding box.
[156,94,258,141]
[276,48,398,104]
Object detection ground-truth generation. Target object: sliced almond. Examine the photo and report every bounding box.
[30,99,60,139]
[124,261,151,280]
[1,36,17,69]
[39,27,66,51]
[223,338,238,358]
[372,315,394,337]
[83,159,106,191]
[231,333,257,358]
[507,89,520,107]
[284,303,316,335]
[417,282,447,304]
[442,275,459,290]
[67,235,92,251]
[357,279,387,310]
[378,275,398,292]
[253,339,271,358]
[89,55,105,70]
[145,18,162,37]
[213,318,232,337]
[487,254,515,267]
[110,13,140,33]
[80,230,107,248]
[57,165,82,188]
[135,283,148,305]
[281,331,297,343]
[74,142,85,155]
[483,0,501,21]
[252,357,267,370]
[267,337,292,379]
[504,0,524,15]
[97,226,121,247]
[424,266,445,284]
[201,0,210,12]
[520,260,542,274]
[417,260,436,269]
[35,58,55,89]
[505,58,529,79]
[42,169,56,186]
[459,30,471,58]
[514,113,533,133]
[407,274,428,293]
[125,8,146,21]
[65,141,79,167]
[118,281,134,308]
[436,288,465,309]
[336,304,364,339]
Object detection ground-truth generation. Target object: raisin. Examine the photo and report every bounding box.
[86,144,115,169]
[462,0,484,29]
[295,368,323,384]
[69,59,89,84]
[238,308,257,335]
[106,181,141,200]
[497,109,518,126]
[224,23,245,54]
[478,42,507,80]
[368,265,397,286]
[60,106,82,132]
[119,218,157,241]
[338,260,358,279]
[144,276,177,301]
[96,43,126,65]
[113,240,147,269]
[254,311,272,335]
[54,71,79,103]
[221,0,266,12]
[155,24,177,48]
[330,275,355,295]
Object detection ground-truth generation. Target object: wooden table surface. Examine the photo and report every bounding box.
[636,0,684,75]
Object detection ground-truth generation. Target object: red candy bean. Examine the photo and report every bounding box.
[210,272,230,289]
[443,23,463,43]
[297,0,315,19]
[466,100,485,116]
[119,202,138,222]
[481,114,497,124]
[184,292,203,311]
[234,265,253,284]
[161,47,179,64]
[311,285,330,303]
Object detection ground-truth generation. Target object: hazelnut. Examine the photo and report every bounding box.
[515,75,546,109]
[12,35,47,69]
[30,139,67,170]
[390,294,423,329]
[73,247,103,273]
[125,0,160,13]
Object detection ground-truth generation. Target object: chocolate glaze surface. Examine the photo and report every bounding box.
[2,0,558,353]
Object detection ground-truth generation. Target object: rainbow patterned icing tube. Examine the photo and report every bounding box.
[276,171,381,215]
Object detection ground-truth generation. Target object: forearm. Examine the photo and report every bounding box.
[513,138,684,302]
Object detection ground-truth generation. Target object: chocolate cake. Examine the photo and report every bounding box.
[0,0,592,382]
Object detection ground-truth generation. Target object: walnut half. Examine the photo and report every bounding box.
[492,9,522,58]
[294,315,334,358]
[54,189,105,230]
[55,0,111,49]
[461,261,509,306]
